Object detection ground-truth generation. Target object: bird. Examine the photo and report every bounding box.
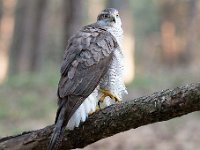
[48,8,127,150]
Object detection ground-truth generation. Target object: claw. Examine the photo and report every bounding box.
[89,89,120,116]
[99,89,121,104]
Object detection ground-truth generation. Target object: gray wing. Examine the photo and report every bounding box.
[49,25,119,150]
[57,25,118,120]
[50,33,116,149]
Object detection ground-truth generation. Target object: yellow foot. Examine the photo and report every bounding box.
[99,89,121,103]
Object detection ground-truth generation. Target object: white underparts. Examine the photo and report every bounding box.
[66,89,98,130]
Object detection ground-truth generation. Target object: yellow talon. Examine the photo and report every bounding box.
[99,89,121,103]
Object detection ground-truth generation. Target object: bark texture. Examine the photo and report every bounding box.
[0,82,200,150]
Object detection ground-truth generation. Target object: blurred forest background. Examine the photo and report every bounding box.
[0,0,200,150]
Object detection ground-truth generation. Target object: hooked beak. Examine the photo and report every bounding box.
[110,15,116,23]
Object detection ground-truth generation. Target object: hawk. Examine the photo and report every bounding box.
[48,8,127,150]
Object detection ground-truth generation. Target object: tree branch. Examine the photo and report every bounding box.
[0,82,200,150]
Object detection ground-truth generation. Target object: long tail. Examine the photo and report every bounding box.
[48,99,68,150]
[48,96,84,150]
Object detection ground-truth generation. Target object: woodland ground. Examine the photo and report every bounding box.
[0,68,199,150]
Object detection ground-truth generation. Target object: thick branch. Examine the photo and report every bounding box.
[0,82,200,150]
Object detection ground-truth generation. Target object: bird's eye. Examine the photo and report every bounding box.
[104,14,109,18]
[116,14,119,17]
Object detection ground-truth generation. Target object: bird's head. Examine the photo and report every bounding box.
[97,8,122,27]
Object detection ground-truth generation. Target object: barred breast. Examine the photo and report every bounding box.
[98,25,127,107]
[98,46,127,107]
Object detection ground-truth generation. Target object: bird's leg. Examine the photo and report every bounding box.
[89,89,121,116]
[99,89,122,103]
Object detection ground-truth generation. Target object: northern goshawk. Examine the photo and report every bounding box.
[48,8,127,150]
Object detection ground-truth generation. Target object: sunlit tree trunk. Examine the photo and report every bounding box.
[159,0,180,66]
[159,0,199,67]
[0,0,15,83]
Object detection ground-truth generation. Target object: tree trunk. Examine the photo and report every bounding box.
[159,0,180,66]
[159,0,199,66]
[0,82,200,150]
[28,0,48,72]
[9,0,26,74]
[0,0,3,36]
[62,0,83,49]
[0,0,15,82]
[9,0,48,74]
[181,0,199,65]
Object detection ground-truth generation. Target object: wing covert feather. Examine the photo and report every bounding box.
[58,25,118,99]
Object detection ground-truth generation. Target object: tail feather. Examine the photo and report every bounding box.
[48,100,67,150]
[48,128,64,150]
[48,96,84,150]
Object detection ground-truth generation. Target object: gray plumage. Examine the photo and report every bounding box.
[48,8,127,150]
